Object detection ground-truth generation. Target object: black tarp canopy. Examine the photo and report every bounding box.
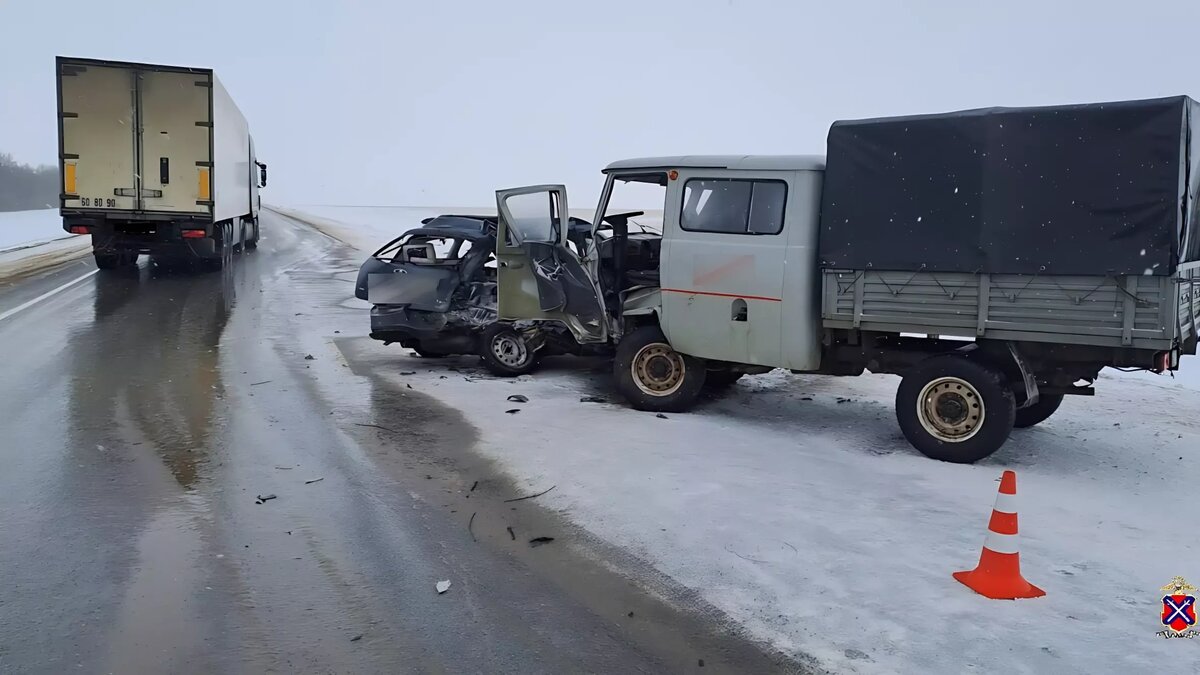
[819,96,1200,276]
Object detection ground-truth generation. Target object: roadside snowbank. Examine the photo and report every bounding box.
[0,208,68,252]
[0,209,90,282]
[304,205,1200,675]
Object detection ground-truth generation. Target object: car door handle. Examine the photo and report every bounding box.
[500,261,524,269]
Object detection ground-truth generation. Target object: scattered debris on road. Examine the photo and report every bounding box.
[436,580,451,594]
[504,485,556,503]
[406,383,412,389]
[507,394,529,403]
[579,396,608,403]
[801,396,813,401]
[506,526,515,541]
[400,371,416,375]
[274,465,293,470]
[505,408,521,414]
[470,481,478,492]
[250,380,272,386]
[656,413,668,419]
[468,512,477,542]
[529,537,555,548]
[255,494,277,504]
[350,634,363,642]
[304,354,315,360]
[725,545,766,563]
[354,422,396,433]
[304,477,324,485]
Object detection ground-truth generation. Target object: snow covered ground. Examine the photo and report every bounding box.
[0,208,90,281]
[291,205,1200,675]
[0,208,69,251]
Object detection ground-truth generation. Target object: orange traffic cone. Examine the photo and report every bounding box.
[953,470,1045,600]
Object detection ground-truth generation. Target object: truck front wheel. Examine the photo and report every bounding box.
[895,355,1015,463]
[614,326,706,413]
[1013,393,1064,429]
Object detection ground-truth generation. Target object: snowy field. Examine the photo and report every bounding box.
[0,208,90,281]
[290,205,1200,675]
[0,208,68,251]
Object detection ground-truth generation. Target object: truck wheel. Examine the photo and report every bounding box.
[206,223,233,271]
[479,323,539,376]
[245,219,259,249]
[94,251,135,271]
[1013,393,1064,429]
[614,326,706,412]
[895,355,1015,464]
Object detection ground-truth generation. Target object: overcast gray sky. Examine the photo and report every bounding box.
[2,0,1199,207]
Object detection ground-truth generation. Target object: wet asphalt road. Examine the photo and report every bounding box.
[0,212,797,675]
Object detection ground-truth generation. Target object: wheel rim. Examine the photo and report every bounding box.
[491,332,528,368]
[917,376,985,443]
[631,342,686,397]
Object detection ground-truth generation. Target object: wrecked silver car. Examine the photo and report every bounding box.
[355,214,598,375]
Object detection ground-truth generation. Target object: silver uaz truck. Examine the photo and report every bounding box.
[488,97,1200,463]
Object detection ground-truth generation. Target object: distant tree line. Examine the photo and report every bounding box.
[0,154,59,212]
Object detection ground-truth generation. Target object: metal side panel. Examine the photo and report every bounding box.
[211,74,251,224]
[821,269,1180,350]
[58,63,138,211]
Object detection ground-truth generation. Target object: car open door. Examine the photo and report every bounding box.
[495,185,608,343]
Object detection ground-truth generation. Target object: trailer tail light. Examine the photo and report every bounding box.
[64,162,77,195]
[197,168,210,201]
[181,229,207,239]
[68,225,89,235]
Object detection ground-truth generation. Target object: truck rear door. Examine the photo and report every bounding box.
[58,59,213,215]
[137,70,212,215]
[59,62,138,211]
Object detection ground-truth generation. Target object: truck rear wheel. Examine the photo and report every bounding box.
[614,326,706,412]
[896,355,1015,463]
[1013,393,1064,428]
[245,218,259,249]
[94,251,136,271]
[205,223,233,271]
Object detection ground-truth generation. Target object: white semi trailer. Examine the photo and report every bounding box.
[56,56,267,270]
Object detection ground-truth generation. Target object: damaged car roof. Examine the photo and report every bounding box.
[411,215,498,243]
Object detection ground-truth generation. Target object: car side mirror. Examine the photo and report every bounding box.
[257,162,268,188]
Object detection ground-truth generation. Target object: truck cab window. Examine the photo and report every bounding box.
[681,178,787,235]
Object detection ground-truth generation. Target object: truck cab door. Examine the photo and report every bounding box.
[495,185,608,343]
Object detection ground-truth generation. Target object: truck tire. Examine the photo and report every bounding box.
[205,222,233,271]
[614,325,706,412]
[1013,393,1064,429]
[245,219,259,249]
[479,323,539,376]
[94,251,135,271]
[895,355,1015,464]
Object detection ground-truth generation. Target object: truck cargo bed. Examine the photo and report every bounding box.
[822,267,1199,352]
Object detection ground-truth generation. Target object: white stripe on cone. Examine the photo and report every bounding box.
[983,530,1020,555]
[992,492,1019,514]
